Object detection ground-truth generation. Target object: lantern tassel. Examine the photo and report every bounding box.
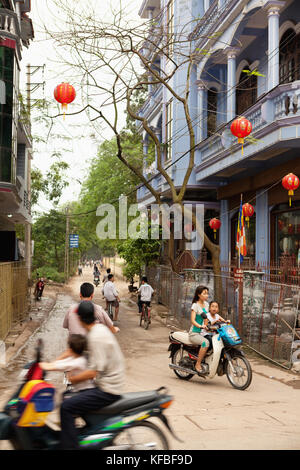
[62,103,67,120]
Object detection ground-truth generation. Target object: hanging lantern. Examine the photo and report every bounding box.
[184,223,195,239]
[282,173,299,207]
[209,218,221,240]
[230,116,252,155]
[242,203,255,228]
[54,82,76,119]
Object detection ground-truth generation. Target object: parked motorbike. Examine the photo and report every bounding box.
[0,340,178,450]
[93,275,100,287]
[168,322,252,390]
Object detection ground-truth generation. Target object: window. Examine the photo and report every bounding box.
[236,67,257,116]
[165,99,173,161]
[207,88,217,137]
[166,0,174,56]
[272,202,300,263]
[279,29,300,84]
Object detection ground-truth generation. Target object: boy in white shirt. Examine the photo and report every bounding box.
[103,274,120,321]
[137,276,154,316]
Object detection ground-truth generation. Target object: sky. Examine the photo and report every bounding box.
[19,0,143,214]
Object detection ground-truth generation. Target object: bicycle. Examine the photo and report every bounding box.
[140,302,151,330]
[107,301,115,321]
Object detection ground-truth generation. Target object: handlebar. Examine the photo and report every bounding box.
[206,321,230,332]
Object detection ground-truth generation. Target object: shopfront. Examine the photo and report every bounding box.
[271,201,300,266]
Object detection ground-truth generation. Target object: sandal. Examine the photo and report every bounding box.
[195,364,205,374]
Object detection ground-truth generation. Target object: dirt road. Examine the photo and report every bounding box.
[0,265,299,450]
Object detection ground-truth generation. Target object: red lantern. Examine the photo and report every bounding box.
[54,82,76,119]
[242,203,255,228]
[230,116,252,155]
[209,218,221,240]
[282,173,299,207]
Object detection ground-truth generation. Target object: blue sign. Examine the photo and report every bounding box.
[69,234,79,248]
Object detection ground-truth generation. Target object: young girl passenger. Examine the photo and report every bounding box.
[206,301,229,325]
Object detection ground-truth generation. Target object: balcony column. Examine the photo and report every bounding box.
[264,1,285,91]
[204,0,210,12]
[225,47,239,121]
[196,82,207,142]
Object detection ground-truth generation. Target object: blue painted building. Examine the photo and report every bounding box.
[137,0,300,277]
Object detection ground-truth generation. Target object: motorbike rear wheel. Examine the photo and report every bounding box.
[108,421,169,450]
[171,348,194,381]
[225,354,252,390]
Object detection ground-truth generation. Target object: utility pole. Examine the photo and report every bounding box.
[64,206,70,283]
[24,64,45,279]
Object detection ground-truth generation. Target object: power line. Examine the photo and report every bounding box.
[33,7,297,219]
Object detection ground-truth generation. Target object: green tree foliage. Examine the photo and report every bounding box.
[117,236,161,281]
[31,159,70,207]
[32,209,66,277]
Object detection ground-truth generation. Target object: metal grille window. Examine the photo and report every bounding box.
[279,29,300,84]
[236,68,257,116]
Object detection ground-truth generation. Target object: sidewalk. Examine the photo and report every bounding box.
[1,283,64,367]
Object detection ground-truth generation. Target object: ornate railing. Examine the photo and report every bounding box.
[0,8,20,39]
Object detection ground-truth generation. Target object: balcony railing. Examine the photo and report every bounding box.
[138,83,163,120]
[190,0,239,42]
[0,8,20,39]
[198,81,300,164]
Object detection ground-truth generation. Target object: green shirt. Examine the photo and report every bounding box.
[191,302,208,333]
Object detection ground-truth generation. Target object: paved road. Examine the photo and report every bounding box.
[0,266,299,450]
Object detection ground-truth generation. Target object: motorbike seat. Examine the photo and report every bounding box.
[85,390,160,415]
[171,331,193,345]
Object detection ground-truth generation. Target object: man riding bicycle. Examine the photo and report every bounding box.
[137,276,154,320]
[103,274,120,322]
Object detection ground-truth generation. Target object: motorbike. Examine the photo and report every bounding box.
[0,340,178,450]
[93,275,100,287]
[168,322,252,390]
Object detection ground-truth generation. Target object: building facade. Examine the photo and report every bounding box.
[137,0,300,282]
[0,0,33,272]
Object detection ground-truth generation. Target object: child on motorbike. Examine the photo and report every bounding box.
[39,334,95,393]
[207,301,229,325]
[188,285,210,374]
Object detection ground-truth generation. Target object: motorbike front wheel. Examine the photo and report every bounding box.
[171,348,194,381]
[225,354,252,390]
[108,421,169,450]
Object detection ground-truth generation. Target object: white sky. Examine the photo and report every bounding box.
[19,0,143,213]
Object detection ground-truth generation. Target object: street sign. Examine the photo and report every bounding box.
[69,234,79,248]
